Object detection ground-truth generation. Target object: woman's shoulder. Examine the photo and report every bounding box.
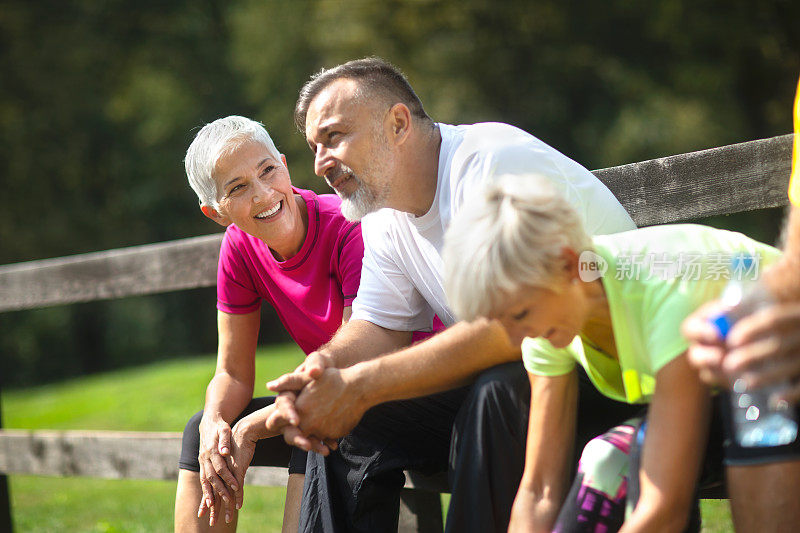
[296,187,345,221]
[220,223,262,258]
[222,223,248,246]
[295,187,362,244]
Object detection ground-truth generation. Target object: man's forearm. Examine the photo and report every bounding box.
[766,206,800,300]
[348,318,520,406]
[319,318,413,369]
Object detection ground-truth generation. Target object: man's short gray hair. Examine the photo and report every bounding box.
[294,57,431,134]
[185,115,281,207]
[443,175,593,321]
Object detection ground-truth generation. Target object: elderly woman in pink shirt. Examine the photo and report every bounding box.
[174,116,366,532]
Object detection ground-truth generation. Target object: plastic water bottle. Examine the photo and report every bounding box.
[710,255,799,447]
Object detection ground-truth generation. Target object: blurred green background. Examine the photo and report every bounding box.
[1,0,798,385]
[2,1,797,530]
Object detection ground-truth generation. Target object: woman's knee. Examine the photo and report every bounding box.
[178,409,205,472]
[184,409,204,434]
[576,425,636,498]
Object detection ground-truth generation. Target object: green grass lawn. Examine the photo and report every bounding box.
[4,343,305,533]
[3,343,733,532]
[3,344,306,432]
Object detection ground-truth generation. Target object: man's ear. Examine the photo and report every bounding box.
[200,204,232,227]
[386,103,412,145]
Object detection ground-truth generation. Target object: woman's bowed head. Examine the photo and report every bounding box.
[443,175,600,348]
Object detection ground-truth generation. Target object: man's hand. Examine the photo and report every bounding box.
[196,415,239,525]
[268,351,332,393]
[266,351,339,454]
[723,301,800,403]
[682,293,800,404]
[293,366,370,440]
[681,301,729,387]
[263,390,338,455]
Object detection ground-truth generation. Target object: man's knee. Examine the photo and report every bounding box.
[468,361,529,414]
[453,361,529,451]
[727,460,800,530]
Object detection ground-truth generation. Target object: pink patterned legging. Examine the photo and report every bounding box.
[552,420,640,533]
[553,418,701,533]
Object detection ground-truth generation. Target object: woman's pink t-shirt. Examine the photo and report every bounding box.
[216,188,363,354]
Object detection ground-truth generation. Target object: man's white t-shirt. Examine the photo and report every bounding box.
[351,122,635,331]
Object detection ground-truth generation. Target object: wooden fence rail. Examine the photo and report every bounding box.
[0,133,793,532]
[0,429,445,491]
[0,135,791,314]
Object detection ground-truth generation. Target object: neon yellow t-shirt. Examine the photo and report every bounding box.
[521,224,781,404]
[789,76,800,206]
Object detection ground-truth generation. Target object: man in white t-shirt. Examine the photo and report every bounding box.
[267,57,638,532]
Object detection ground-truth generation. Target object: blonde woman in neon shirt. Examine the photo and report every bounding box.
[443,175,782,532]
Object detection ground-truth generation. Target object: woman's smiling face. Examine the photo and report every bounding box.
[494,277,588,349]
[206,140,306,260]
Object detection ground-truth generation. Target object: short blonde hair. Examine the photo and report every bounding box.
[443,175,593,321]
[184,115,281,207]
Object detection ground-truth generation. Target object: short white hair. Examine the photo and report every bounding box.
[184,115,282,207]
[443,175,593,321]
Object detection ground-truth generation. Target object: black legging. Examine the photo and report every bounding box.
[178,396,307,475]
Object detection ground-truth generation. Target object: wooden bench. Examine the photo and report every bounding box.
[0,133,793,532]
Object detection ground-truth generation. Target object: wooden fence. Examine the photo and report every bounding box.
[0,133,793,532]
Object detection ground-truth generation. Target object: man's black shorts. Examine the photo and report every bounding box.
[719,392,800,466]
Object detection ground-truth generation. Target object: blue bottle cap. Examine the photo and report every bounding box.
[710,313,732,339]
[731,254,754,271]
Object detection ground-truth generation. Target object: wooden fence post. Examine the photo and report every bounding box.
[0,392,13,532]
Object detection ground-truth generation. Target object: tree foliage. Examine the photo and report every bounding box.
[1,0,798,385]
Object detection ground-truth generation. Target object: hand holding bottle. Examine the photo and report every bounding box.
[707,256,799,447]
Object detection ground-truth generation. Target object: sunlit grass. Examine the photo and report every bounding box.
[700,500,734,532]
[3,344,304,532]
[3,344,305,431]
[9,476,287,533]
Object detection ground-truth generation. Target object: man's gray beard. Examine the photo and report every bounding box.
[338,129,392,221]
[339,176,384,221]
